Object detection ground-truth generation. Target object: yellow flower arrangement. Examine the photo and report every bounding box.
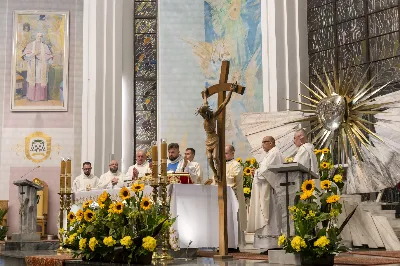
[140,197,152,210]
[79,238,87,250]
[320,162,330,169]
[243,167,252,175]
[326,195,340,204]
[75,209,84,221]
[142,236,157,251]
[291,236,307,252]
[314,236,330,248]
[89,237,98,251]
[320,180,331,190]
[67,212,75,222]
[131,183,145,192]
[113,202,124,214]
[243,187,251,194]
[82,200,93,209]
[103,236,117,247]
[119,187,130,200]
[84,209,95,222]
[278,235,286,246]
[301,180,315,194]
[120,236,132,248]
[300,191,312,201]
[66,233,77,245]
[321,148,330,154]
[333,174,343,183]
[236,157,242,163]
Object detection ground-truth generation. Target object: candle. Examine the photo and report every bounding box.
[151,145,158,183]
[160,139,167,179]
[66,159,72,191]
[60,159,66,192]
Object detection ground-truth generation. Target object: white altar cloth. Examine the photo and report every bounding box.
[69,185,239,249]
[169,184,239,248]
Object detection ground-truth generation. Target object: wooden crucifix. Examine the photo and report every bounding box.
[198,61,245,257]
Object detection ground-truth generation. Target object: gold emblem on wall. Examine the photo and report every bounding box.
[25,132,52,163]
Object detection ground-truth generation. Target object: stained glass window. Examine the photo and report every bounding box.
[134,0,157,159]
[308,0,400,95]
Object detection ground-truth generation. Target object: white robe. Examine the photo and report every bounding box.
[293,143,319,174]
[96,171,125,189]
[176,160,203,183]
[125,162,151,181]
[226,159,247,247]
[247,146,284,249]
[72,174,99,192]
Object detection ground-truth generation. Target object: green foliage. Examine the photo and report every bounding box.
[0,208,7,240]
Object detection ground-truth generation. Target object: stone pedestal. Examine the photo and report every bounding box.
[12,179,43,242]
[268,250,301,265]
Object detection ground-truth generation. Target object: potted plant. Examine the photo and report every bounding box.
[63,182,174,264]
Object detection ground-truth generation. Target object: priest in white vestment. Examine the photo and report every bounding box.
[167,143,183,172]
[225,145,247,248]
[125,150,151,183]
[176,148,203,183]
[247,136,284,252]
[96,160,125,189]
[73,162,99,192]
[275,129,319,236]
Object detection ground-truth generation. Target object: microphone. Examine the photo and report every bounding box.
[20,165,40,179]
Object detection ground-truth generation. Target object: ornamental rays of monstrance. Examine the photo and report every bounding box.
[240,68,400,194]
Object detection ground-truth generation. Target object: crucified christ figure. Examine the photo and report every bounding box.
[196,84,237,183]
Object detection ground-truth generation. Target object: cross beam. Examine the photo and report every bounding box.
[201,61,245,257]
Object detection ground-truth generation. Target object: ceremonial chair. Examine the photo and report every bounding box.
[32,178,48,237]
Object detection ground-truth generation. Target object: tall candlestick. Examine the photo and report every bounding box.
[60,159,66,192]
[160,139,167,181]
[66,158,72,191]
[151,144,158,183]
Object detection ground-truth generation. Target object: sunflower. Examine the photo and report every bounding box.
[300,191,312,201]
[119,187,130,200]
[320,162,330,169]
[321,148,330,154]
[301,180,315,193]
[250,158,256,165]
[76,209,84,221]
[140,197,152,210]
[314,149,321,155]
[82,200,93,209]
[326,195,340,204]
[320,180,331,190]
[98,191,108,202]
[67,212,75,222]
[243,167,252,176]
[131,183,145,192]
[84,209,95,222]
[245,158,251,163]
[113,202,124,214]
[236,158,242,163]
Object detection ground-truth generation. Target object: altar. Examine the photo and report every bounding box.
[71,184,239,249]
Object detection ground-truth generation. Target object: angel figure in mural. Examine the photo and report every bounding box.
[196,84,236,182]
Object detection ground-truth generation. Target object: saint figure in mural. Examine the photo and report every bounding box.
[22,32,53,101]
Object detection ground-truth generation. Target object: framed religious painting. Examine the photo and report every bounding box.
[11,11,69,111]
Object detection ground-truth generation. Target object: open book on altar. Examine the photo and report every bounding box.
[168,173,193,184]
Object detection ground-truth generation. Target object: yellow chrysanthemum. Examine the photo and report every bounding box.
[291,236,307,252]
[66,233,77,245]
[140,197,152,210]
[236,158,242,163]
[314,236,330,248]
[103,236,117,247]
[320,180,331,190]
[243,187,251,194]
[285,157,294,163]
[108,203,115,214]
[301,180,315,193]
[119,187,130,200]
[77,224,86,234]
[84,209,95,222]
[75,209,84,221]
[113,202,124,214]
[67,212,75,222]
[131,183,145,192]
[278,235,286,246]
[300,191,312,201]
[79,238,87,250]
[326,195,340,204]
[314,149,321,155]
[82,200,93,209]
[121,236,133,248]
[98,191,109,202]
[243,167,252,175]
[89,237,98,251]
[250,158,256,165]
[333,174,343,183]
[142,236,157,251]
[321,148,330,154]
[320,162,330,169]
[288,206,297,212]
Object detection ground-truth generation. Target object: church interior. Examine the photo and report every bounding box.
[3,0,400,265]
